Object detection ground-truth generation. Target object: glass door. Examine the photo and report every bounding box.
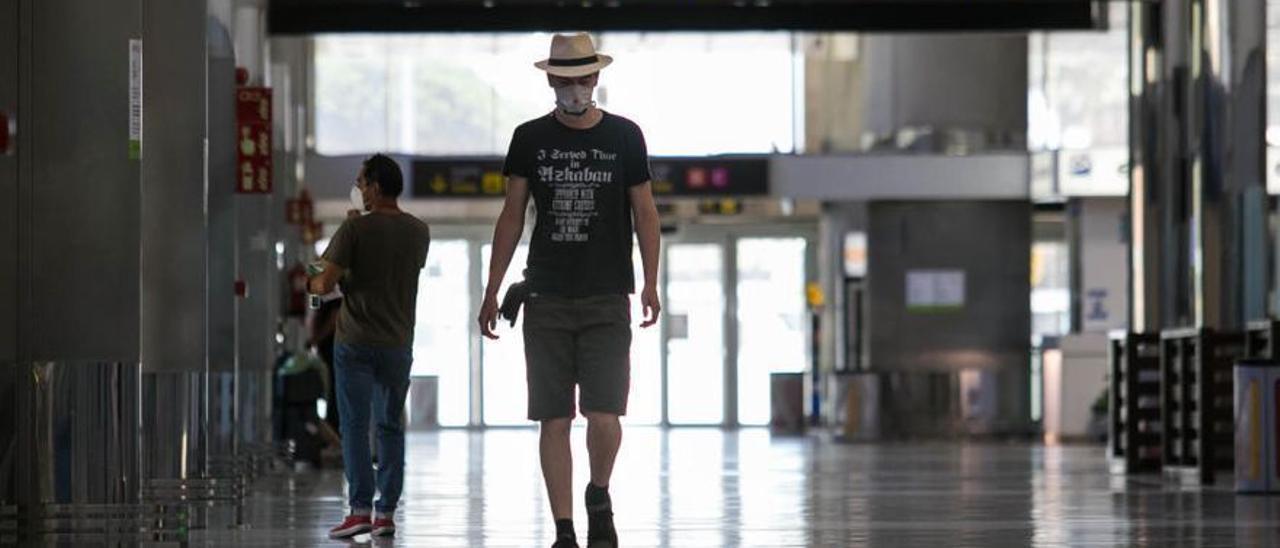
[626,246,663,425]
[412,240,471,426]
[735,238,808,426]
[664,243,726,425]
[481,243,530,426]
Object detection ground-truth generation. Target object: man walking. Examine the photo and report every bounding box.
[312,154,431,539]
[479,33,662,548]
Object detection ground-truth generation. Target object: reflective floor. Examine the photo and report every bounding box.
[188,429,1280,547]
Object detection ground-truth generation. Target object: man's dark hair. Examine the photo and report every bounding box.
[362,154,404,198]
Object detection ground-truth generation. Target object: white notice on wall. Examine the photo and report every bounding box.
[129,39,142,160]
[906,269,965,312]
[843,232,867,278]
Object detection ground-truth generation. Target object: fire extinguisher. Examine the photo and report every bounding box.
[287,262,309,318]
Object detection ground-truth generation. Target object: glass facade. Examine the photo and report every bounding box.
[314,32,801,157]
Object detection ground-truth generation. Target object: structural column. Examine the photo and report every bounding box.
[1129,0,1268,332]
[10,0,145,533]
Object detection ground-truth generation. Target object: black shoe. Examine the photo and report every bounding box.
[552,538,580,548]
[586,486,618,548]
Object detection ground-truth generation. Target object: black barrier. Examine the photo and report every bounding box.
[1109,331,1163,474]
[1160,328,1247,485]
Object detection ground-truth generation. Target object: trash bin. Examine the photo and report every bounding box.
[831,371,880,442]
[770,372,806,434]
[408,375,439,430]
[1234,360,1280,493]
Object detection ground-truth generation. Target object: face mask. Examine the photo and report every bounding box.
[555,85,595,116]
[349,185,365,212]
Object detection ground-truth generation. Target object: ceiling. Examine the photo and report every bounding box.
[269,0,1109,34]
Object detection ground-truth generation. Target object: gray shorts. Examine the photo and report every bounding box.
[522,293,632,421]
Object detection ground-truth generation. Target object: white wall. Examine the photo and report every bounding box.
[1044,332,1109,440]
[1077,197,1128,332]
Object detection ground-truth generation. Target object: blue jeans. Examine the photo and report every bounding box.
[334,342,413,514]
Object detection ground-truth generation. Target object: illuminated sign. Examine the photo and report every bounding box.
[412,159,508,198]
[650,157,768,197]
[412,156,769,198]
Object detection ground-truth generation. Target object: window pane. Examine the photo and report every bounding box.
[1030,241,1070,337]
[1267,0,1280,192]
[314,36,392,155]
[596,33,798,155]
[1028,3,1128,196]
[314,32,798,156]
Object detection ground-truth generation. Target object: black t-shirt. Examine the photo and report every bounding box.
[503,111,651,297]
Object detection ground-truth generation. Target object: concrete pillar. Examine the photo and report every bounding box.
[231,0,277,453]
[1197,0,1269,328]
[1127,0,1163,332]
[208,13,241,498]
[11,0,144,530]
[0,0,16,511]
[138,0,237,528]
[1129,0,1268,332]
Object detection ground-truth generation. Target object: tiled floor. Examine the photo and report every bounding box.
[190,428,1280,547]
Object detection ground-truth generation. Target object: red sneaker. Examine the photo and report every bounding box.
[372,517,396,537]
[328,514,372,539]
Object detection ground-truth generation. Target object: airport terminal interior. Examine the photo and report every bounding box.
[5,0,1280,546]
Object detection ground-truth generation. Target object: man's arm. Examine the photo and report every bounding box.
[312,218,353,295]
[308,259,345,296]
[629,182,662,328]
[479,176,531,339]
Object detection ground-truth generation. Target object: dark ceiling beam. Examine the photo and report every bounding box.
[268,1,1106,34]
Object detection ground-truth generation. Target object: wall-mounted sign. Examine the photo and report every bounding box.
[129,39,143,160]
[412,156,769,198]
[1057,147,1127,197]
[236,87,273,194]
[650,156,769,197]
[412,159,507,198]
[843,231,867,278]
[906,269,965,313]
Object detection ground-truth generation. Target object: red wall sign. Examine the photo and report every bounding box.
[236,87,273,194]
[286,189,315,226]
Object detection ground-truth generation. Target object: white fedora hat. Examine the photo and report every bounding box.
[534,33,613,78]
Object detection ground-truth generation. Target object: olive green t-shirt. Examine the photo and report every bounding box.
[322,211,431,348]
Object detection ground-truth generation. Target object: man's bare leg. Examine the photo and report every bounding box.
[540,417,575,520]
[584,412,621,486]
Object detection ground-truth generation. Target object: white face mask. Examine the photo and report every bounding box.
[349,185,365,213]
[555,85,595,116]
